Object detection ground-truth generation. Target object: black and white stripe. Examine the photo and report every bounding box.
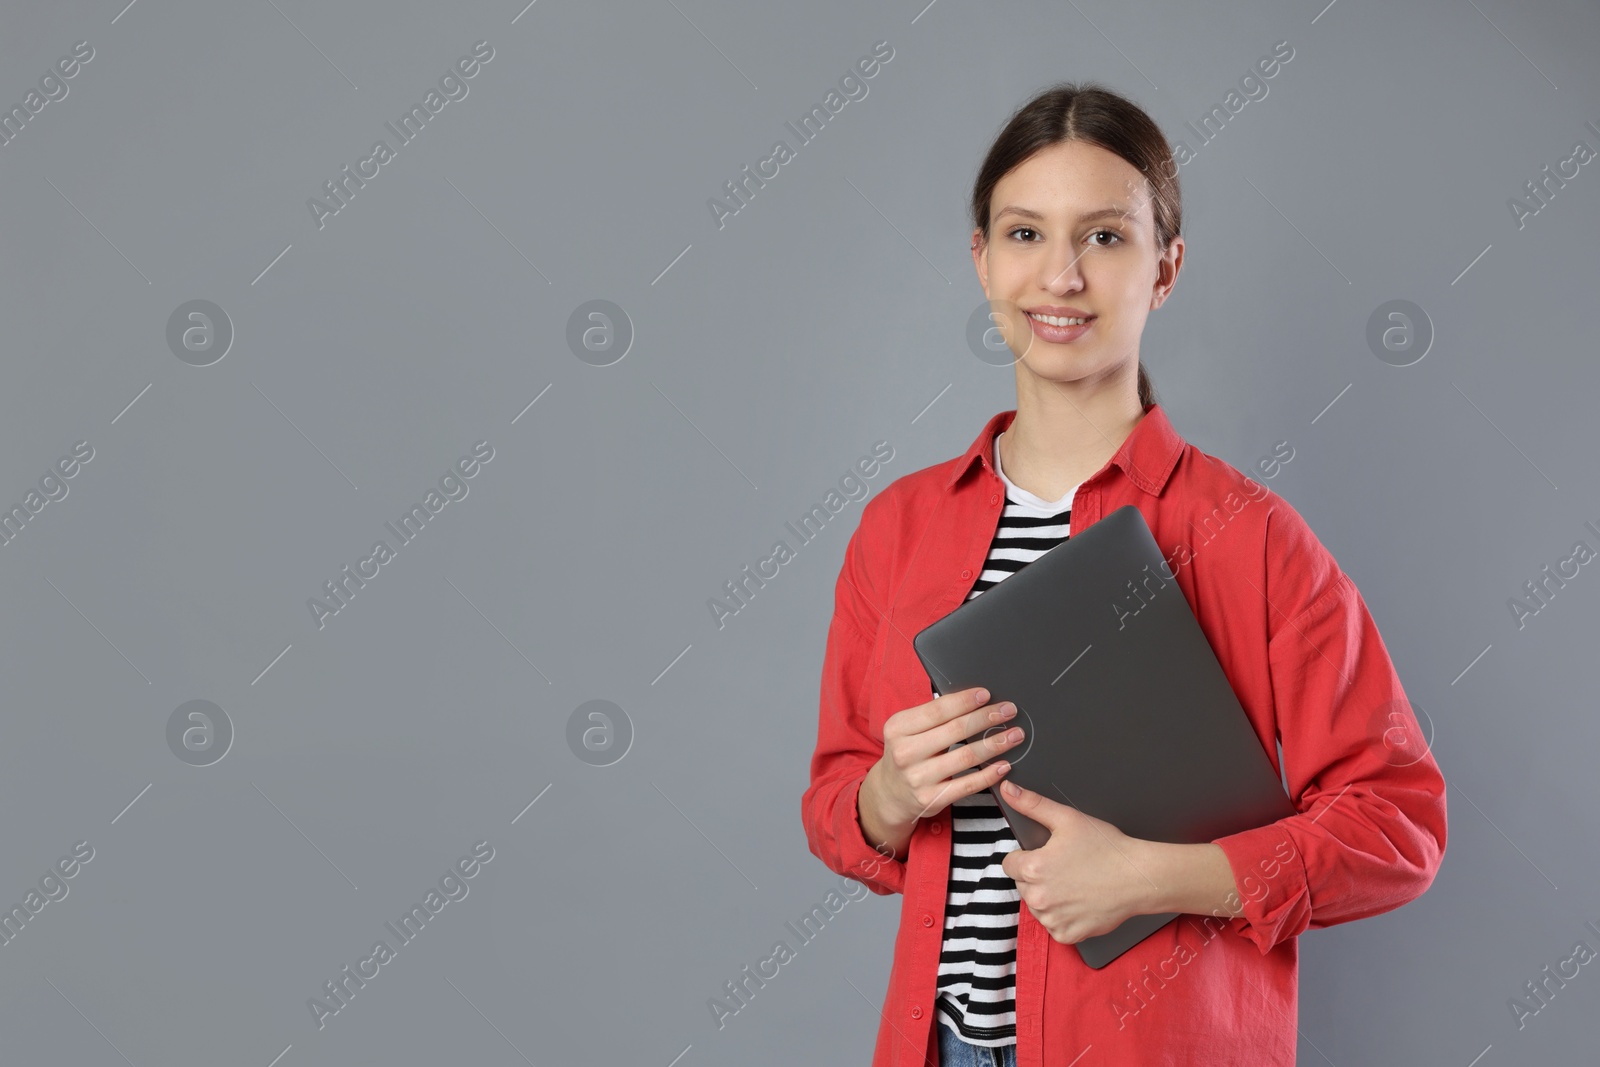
[932,447,1076,1047]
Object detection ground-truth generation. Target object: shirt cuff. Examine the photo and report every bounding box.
[1211,819,1310,954]
[835,773,908,896]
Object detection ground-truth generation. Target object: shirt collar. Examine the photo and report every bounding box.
[943,402,1186,496]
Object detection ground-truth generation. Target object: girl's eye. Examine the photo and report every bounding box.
[1005,227,1123,246]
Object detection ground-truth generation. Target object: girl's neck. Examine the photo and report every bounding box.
[1001,384,1146,503]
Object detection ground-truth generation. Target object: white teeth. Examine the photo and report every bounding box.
[1030,313,1088,326]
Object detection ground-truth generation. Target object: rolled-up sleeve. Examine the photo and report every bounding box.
[800,494,908,896]
[1211,504,1448,954]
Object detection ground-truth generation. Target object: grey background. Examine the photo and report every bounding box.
[0,0,1595,1063]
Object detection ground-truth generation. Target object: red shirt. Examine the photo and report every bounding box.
[800,402,1447,1067]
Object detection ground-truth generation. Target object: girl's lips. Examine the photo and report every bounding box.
[1025,311,1094,344]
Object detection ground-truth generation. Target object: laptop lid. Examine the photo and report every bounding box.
[912,504,1295,969]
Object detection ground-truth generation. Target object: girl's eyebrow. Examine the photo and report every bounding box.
[993,204,1135,224]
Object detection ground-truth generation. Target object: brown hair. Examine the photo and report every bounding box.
[970,82,1182,409]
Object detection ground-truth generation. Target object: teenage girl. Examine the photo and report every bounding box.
[801,83,1447,1067]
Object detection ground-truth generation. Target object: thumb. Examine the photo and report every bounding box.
[999,779,1077,831]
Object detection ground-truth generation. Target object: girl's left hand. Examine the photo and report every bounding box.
[998,780,1156,945]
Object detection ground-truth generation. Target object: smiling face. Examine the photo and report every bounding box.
[972,139,1182,392]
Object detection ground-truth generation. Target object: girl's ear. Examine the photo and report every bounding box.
[1150,236,1184,309]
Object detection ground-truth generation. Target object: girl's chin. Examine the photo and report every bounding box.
[1014,351,1109,377]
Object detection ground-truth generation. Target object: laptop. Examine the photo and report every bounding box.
[912,504,1296,969]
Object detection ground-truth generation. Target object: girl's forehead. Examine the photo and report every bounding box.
[995,160,1151,218]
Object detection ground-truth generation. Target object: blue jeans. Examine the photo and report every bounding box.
[936,1020,1017,1067]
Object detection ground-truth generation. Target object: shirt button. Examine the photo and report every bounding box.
[911,1006,923,1019]
[930,821,942,835]
[961,569,972,579]
[922,913,934,927]
[990,494,999,505]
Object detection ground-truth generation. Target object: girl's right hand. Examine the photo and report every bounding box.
[858,687,1024,854]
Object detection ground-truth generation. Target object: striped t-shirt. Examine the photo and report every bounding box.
[932,431,1079,1047]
